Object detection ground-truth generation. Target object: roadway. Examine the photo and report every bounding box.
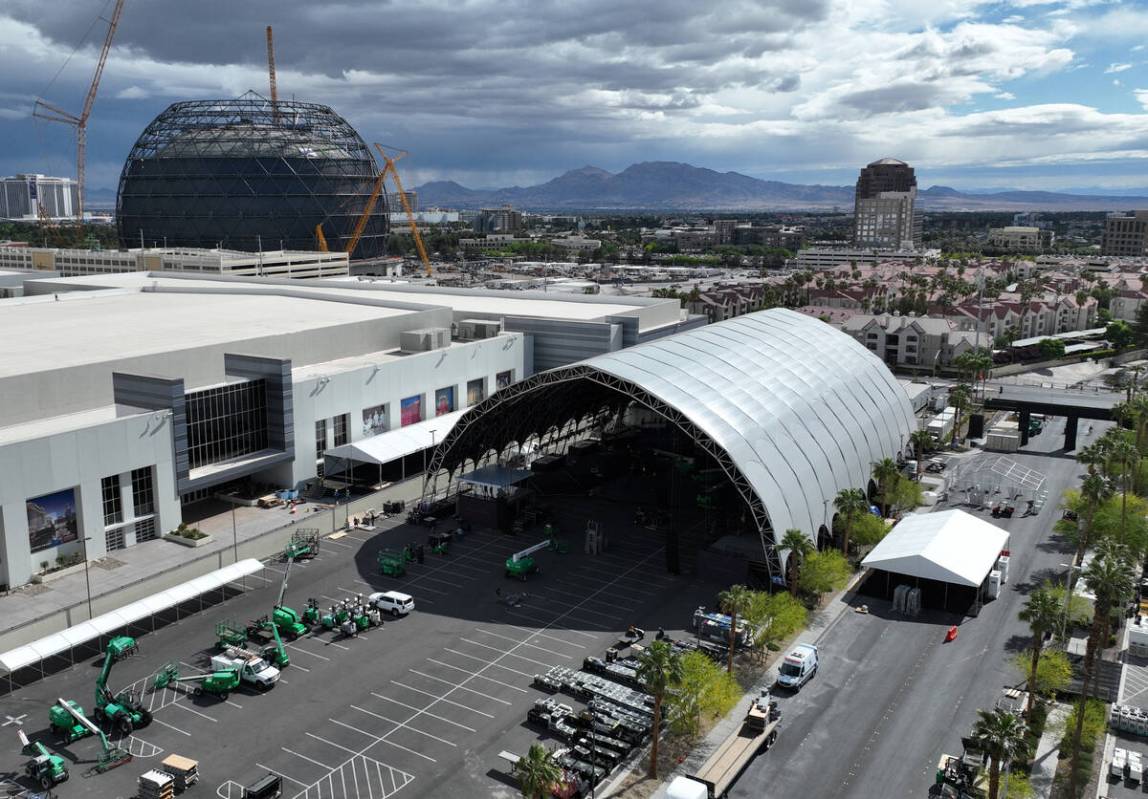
[732,416,1103,799]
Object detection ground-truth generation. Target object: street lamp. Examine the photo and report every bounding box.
[81,536,93,620]
[424,429,437,479]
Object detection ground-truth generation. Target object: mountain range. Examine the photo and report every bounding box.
[414,161,1148,212]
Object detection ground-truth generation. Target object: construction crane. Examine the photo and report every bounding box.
[315,144,433,276]
[33,0,126,222]
[265,25,279,124]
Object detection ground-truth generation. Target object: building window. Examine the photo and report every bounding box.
[315,419,328,460]
[101,475,122,526]
[333,414,349,448]
[131,467,155,516]
[134,517,157,543]
[105,527,125,552]
[185,380,269,469]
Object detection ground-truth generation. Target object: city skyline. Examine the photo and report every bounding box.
[3,1,1148,194]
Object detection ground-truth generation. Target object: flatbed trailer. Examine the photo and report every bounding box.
[679,698,780,798]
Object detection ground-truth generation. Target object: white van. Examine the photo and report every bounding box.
[776,643,818,690]
[369,590,415,617]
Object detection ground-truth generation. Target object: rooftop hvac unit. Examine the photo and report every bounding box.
[399,327,451,353]
[456,318,503,341]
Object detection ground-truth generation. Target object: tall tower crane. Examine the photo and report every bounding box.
[376,144,433,278]
[33,0,127,222]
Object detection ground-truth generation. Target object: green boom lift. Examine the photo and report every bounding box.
[270,558,308,639]
[92,636,152,735]
[18,729,68,789]
[49,698,91,743]
[173,670,241,700]
[53,697,132,773]
[284,529,320,561]
[504,539,552,581]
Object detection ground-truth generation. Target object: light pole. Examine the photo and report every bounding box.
[81,536,93,620]
[230,502,239,565]
[425,429,437,485]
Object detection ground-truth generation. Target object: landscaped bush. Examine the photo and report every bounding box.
[170,523,208,540]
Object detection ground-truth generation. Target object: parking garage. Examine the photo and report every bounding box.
[422,309,917,585]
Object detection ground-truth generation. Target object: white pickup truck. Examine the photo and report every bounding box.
[211,651,280,690]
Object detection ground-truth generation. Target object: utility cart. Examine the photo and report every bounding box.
[378,549,406,577]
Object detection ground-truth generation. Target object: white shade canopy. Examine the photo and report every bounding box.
[325,410,464,467]
[861,510,1008,588]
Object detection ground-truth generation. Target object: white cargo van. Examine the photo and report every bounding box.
[369,590,415,617]
[776,643,818,690]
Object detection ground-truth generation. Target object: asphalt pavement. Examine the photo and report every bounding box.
[731,417,1105,799]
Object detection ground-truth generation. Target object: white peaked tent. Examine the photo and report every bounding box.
[862,509,1008,591]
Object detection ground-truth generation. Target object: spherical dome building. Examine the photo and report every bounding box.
[116,94,388,258]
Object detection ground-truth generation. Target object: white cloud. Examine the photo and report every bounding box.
[1114,79,1123,87]
[1106,62,1133,73]
[1136,89,1148,111]
[995,91,1017,100]
[114,86,149,100]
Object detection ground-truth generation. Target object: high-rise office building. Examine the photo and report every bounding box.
[1102,211,1148,256]
[852,158,920,251]
[0,174,80,221]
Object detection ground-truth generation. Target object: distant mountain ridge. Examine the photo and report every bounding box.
[414,161,1148,212]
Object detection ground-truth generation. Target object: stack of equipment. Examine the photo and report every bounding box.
[138,769,175,799]
[160,755,199,792]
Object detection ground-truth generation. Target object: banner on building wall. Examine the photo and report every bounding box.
[26,488,79,554]
[362,403,388,437]
[496,370,514,391]
[467,378,485,406]
[400,395,422,427]
[435,386,455,417]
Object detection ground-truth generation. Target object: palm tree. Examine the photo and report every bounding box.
[834,488,869,557]
[910,429,934,474]
[636,639,684,779]
[970,708,1027,799]
[949,384,972,447]
[718,584,753,674]
[1109,436,1140,541]
[1071,473,1109,568]
[513,743,562,799]
[872,458,900,515]
[780,529,814,597]
[1069,550,1136,796]
[1018,589,1061,716]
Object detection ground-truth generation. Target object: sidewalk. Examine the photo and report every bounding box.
[1032,702,1070,799]
[636,572,865,799]
[0,478,428,653]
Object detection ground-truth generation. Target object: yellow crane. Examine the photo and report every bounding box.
[33,0,126,222]
[315,144,432,276]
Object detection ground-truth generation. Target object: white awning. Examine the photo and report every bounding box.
[0,558,264,674]
[861,510,1008,588]
[325,410,465,467]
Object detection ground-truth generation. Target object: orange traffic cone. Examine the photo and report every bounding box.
[944,625,958,643]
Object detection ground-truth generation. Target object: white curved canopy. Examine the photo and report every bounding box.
[862,510,1008,587]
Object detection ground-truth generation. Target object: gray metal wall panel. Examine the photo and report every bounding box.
[224,354,294,455]
[111,372,188,486]
[503,318,615,371]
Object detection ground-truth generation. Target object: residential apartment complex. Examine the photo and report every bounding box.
[1102,211,1148,257]
[987,226,1054,253]
[852,158,921,251]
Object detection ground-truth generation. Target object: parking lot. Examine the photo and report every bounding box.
[0,490,722,799]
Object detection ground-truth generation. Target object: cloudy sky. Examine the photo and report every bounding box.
[4,0,1148,194]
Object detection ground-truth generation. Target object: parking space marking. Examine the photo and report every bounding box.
[407,573,466,589]
[458,638,554,668]
[425,659,529,693]
[408,669,513,704]
[170,701,218,723]
[370,692,476,732]
[505,608,603,635]
[152,717,191,736]
[287,642,332,661]
[390,681,495,718]
[254,762,309,788]
[293,754,415,799]
[442,647,533,676]
[505,624,587,648]
[283,746,333,770]
[307,731,360,756]
[348,706,452,751]
[473,628,574,659]
[324,539,354,549]
[531,596,623,622]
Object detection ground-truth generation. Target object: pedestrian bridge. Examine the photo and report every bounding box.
[983,384,1120,449]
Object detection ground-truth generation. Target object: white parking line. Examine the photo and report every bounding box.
[408,669,513,704]
[224,699,243,709]
[324,640,351,651]
[349,705,455,749]
[282,746,332,770]
[425,659,529,693]
[459,638,553,668]
[286,643,331,661]
[152,717,191,736]
[535,595,624,622]
[409,573,465,589]
[442,647,533,677]
[306,731,360,755]
[505,609,601,637]
[324,539,354,549]
[505,624,587,648]
[370,692,477,732]
[473,628,574,658]
[390,681,495,718]
[170,701,217,723]
[255,763,309,788]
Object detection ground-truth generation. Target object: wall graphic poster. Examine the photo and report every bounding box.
[27,488,79,554]
[435,386,455,417]
[362,404,388,436]
[400,395,422,427]
[496,370,513,391]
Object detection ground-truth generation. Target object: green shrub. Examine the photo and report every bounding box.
[667,651,742,738]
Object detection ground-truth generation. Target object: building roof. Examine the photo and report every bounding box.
[868,157,909,166]
[325,411,465,466]
[0,290,409,380]
[434,308,915,547]
[861,510,1008,587]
